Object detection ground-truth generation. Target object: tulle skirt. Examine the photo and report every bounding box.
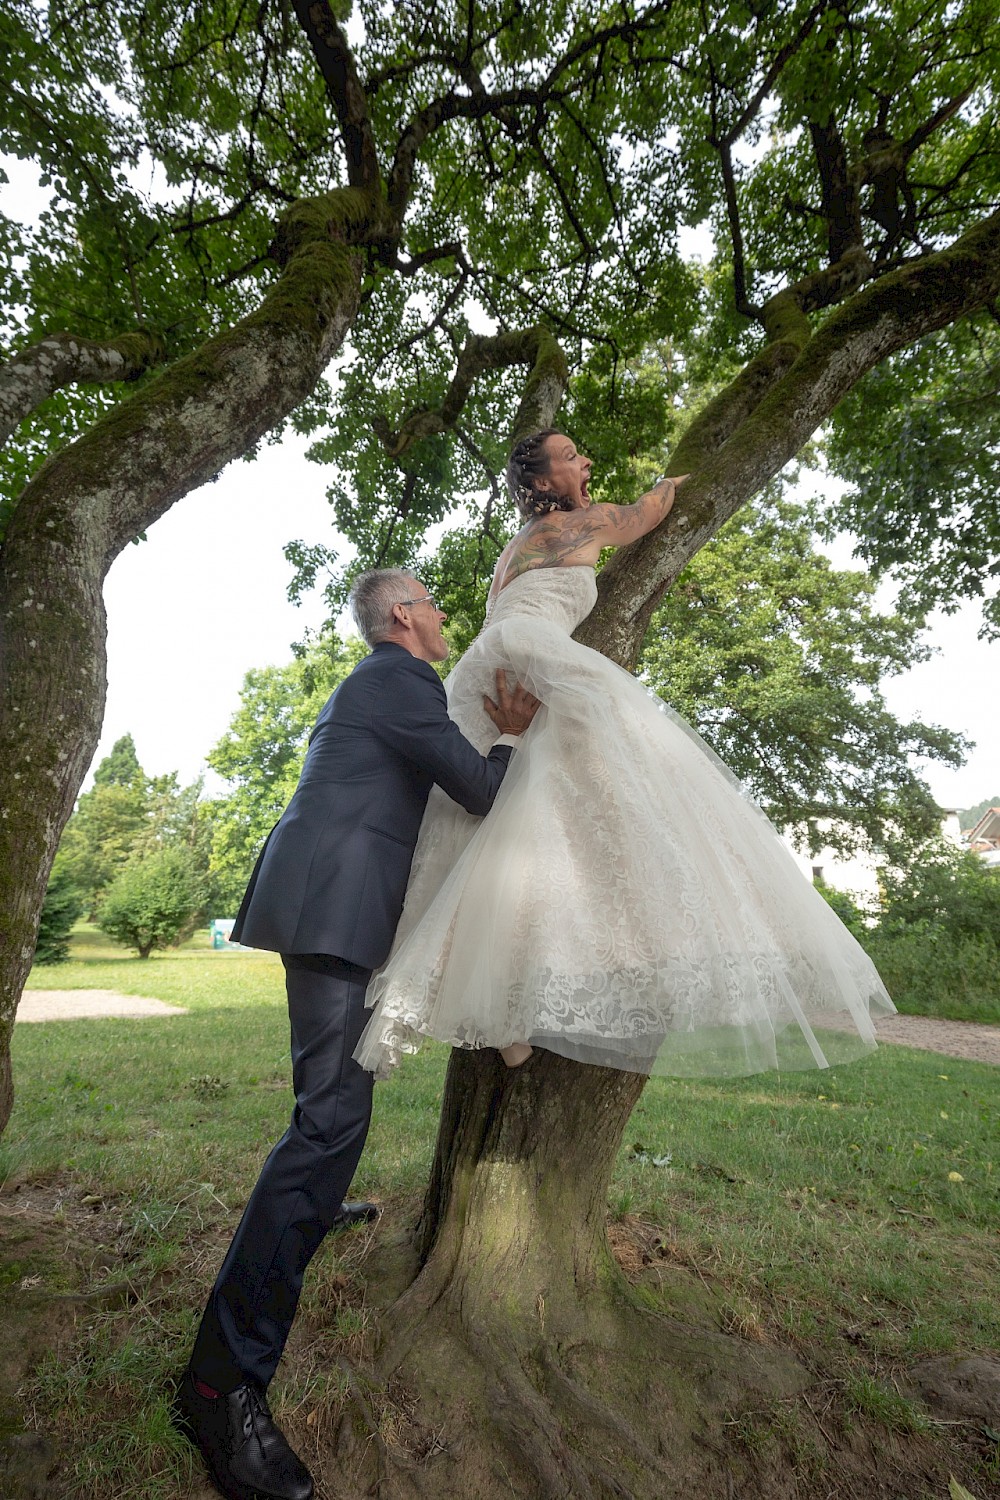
[355,600,895,1080]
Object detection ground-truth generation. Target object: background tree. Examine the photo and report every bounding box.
[2,2,1000,1486]
[205,629,365,907]
[31,856,85,965]
[96,844,205,959]
[90,732,143,791]
[640,488,965,850]
[51,733,220,920]
[54,735,151,913]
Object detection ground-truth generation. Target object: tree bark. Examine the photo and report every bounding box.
[0,330,168,450]
[366,1052,808,1498]
[0,185,381,1135]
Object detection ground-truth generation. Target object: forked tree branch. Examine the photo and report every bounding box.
[373,325,569,460]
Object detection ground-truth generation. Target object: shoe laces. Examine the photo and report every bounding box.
[238,1383,271,1442]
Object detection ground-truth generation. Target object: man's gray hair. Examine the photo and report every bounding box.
[349,568,416,646]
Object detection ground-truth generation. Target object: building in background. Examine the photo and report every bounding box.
[964,807,1000,868]
[780,810,964,905]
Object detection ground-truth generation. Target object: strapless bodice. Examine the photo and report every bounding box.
[485,565,598,634]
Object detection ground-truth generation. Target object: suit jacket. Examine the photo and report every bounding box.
[231,641,514,968]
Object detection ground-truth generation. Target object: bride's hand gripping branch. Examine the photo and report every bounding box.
[484,669,540,737]
[645,472,689,526]
[583,473,690,550]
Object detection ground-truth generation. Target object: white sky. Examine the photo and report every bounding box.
[3,159,998,816]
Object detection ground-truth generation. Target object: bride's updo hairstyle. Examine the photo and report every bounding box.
[506,429,576,519]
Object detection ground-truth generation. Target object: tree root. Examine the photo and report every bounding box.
[536,1347,675,1481]
[476,1348,603,1500]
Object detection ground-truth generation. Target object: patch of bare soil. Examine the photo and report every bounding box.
[0,1180,128,1497]
[16,990,187,1022]
[875,1014,1000,1065]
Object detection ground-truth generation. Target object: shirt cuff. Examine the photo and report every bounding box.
[494,733,521,749]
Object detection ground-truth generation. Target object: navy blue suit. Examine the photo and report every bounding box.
[193,642,513,1391]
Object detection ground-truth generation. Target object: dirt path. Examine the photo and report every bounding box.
[875,1012,1000,1065]
[16,989,187,1021]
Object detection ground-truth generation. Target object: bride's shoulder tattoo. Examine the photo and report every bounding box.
[504,510,621,577]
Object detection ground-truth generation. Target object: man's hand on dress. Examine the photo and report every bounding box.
[484,670,540,736]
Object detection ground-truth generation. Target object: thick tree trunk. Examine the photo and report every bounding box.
[0,187,380,1137]
[365,1051,808,1499]
[414,1049,646,1313]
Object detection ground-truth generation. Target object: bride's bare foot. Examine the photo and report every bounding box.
[500,1042,533,1068]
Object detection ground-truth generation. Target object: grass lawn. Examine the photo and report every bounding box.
[2,925,998,1497]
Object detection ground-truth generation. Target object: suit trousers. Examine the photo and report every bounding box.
[190,952,374,1392]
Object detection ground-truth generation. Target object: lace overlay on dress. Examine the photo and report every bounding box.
[355,566,894,1079]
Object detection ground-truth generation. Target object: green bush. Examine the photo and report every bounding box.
[34,864,86,965]
[863,929,1000,1023]
[832,838,1000,1023]
[814,880,869,941]
[97,846,205,960]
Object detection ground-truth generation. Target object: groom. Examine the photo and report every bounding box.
[176,567,538,1500]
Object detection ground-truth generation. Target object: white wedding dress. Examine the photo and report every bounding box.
[355,566,895,1080]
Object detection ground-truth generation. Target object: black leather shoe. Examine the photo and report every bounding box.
[330,1200,379,1233]
[174,1368,313,1500]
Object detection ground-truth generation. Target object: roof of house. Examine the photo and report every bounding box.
[966,807,1000,845]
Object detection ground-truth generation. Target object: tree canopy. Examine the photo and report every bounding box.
[3,0,999,603]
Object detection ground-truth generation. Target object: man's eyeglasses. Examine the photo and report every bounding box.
[396,593,436,609]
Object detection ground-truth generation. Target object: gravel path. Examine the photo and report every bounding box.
[874,1013,1000,1065]
[16,990,187,1022]
[16,990,998,1065]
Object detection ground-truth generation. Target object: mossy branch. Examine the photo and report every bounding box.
[579,206,1000,667]
[6,186,380,568]
[373,325,568,460]
[0,330,168,449]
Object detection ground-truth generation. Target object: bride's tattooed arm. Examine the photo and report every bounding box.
[492,476,686,596]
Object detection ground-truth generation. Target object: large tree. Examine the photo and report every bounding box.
[2,2,999,1489]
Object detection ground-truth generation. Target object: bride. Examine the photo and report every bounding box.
[354,430,895,1079]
